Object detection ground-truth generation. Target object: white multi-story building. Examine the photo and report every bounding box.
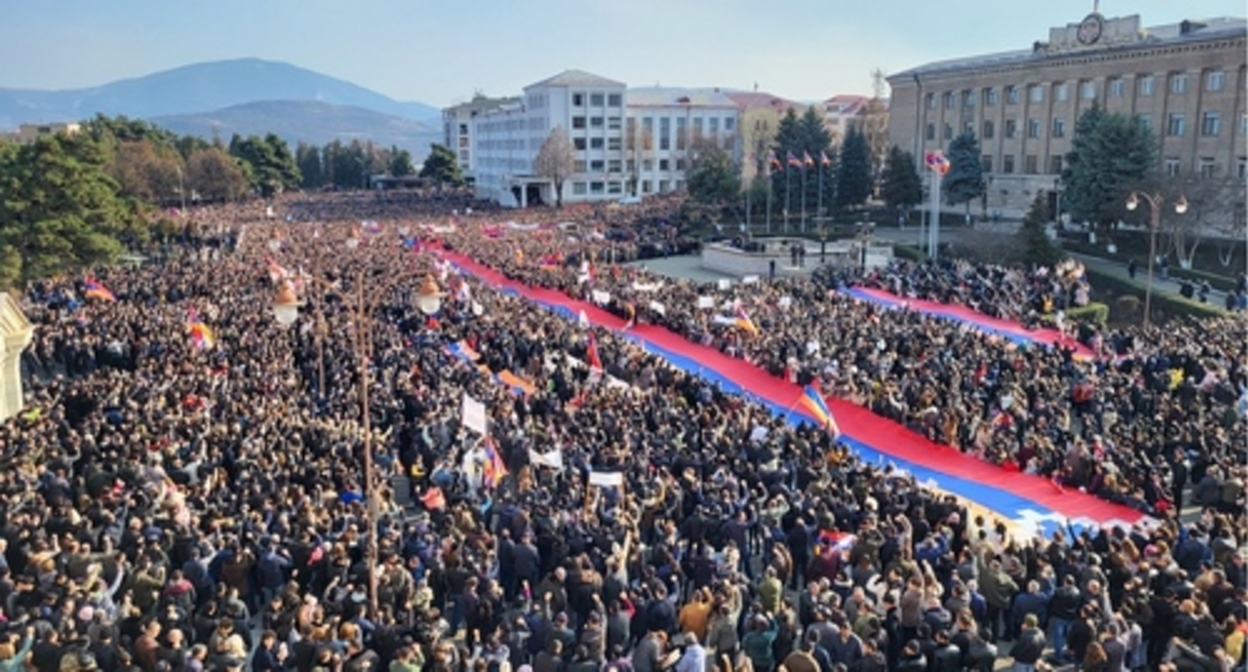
[460,71,742,207]
[625,87,741,198]
[441,95,520,175]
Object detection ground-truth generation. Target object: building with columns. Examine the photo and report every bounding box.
[887,13,1246,219]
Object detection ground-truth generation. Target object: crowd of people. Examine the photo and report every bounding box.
[0,193,1241,672]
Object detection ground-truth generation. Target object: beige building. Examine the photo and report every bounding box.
[724,91,805,184]
[0,122,81,144]
[887,14,1246,219]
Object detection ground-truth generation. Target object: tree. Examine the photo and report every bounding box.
[1062,104,1158,228]
[186,147,248,202]
[942,130,985,214]
[106,140,185,205]
[625,118,653,197]
[229,134,300,197]
[835,127,872,210]
[797,106,833,216]
[533,127,575,208]
[687,145,741,206]
[878,146,923,219]
[418,144,464,189]
[389,146,416,177]
[296,142,324,189]
[0,134,142,285]
[1014,192,1062,267]
[769,108,803,216]
[859,97,891,179]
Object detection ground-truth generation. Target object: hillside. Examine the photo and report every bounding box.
[0,58,439,129]
[152,100,440,158]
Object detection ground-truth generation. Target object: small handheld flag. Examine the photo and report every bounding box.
[83,276,116,303]
[798,383,841,436]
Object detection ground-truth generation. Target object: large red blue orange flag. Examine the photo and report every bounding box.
[83,276,116,302]
[482,437,507,488]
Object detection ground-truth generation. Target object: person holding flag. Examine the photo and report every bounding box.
[186,305,215,350]
[83,276,117,302]
[797,383,841,437]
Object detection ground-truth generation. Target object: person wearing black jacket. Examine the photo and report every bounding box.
[1009,614,1045,671]
[1048,574,1081,664]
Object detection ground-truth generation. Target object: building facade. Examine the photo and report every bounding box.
[887,14,1247,219]
[0,122,81,144]
[724,91,805,184]
[441,95,521,175]
[459,71,742,207]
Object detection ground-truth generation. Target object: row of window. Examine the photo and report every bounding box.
[974,154,1245,179]
[571,92,624,108]
[569,158,699,174]
[571,116,624,131]
[926,110,1237,141]
[926,70,1231,109]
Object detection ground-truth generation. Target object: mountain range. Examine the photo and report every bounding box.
[0,58,442,156]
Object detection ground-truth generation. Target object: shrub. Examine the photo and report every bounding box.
[1065,302,1110,325]
[893,244,928,263]
[1083,267,1227,322]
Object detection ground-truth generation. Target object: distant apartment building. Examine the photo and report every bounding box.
[820,94,871,141]
[460,70,741,206]
[0,122,82,144]
[887,13,1247,219]
[441,95,521,175]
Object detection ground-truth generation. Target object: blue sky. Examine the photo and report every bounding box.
[1,0,1239,106]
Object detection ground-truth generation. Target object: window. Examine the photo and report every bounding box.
[983,120,995,139]
[607,117,622,130]
[590,181,604,194]
[608,93,622,107]
[573,138,587,151]
[1052,118,1066,138]
[590,117,604,128]
[943,123,953,140]
[1024,155,1038,173]
[572,182,588,195]
[1029,85,1044,103]
[724,118,735,131]
[458,123,468,134]
[963,90,975,107]
[692,118,703,135]
[590,160,604,172]
[642,159,653,171]
[1167,113,1185,137]
[1171,73,1188,94]
[572,116,586,129]
[1005,119,1017,138]
[1164,157,1180,176]
[1201,111,1221,136]
[607,137,621,151]
[590,93,604,106]
[1138,114,1151,131]
[608,182,622,194]
[1238,157,1246,180]
[1199,157,1217,178]
[1049,155,1063,174]
[1006,86,1019,105]
[458,136,469,148]
[1139,75,1155,96]
[981,155,993,172]
[1002,155,1015,173]
[608,159,622,172]
[944,92,956,108]
[658,180,669,193]
[1206,70,1225,92]
[1055,83,1068,102]
[964,121,974,135]
[1081,81,1097,100]
[590,138,604,149]
[642,180,652,194]
[573,93,585,106]
[1108,78,1124,98]
[1243,114,1248,134]
[574,160,587,172]
[659,118,671,150]
[675,159,686,171]
[925,123,936,140]
[658,159,670,171]
[1027,118,1041,138]
[984,88,998,106]
[925,93,936,109]
[708,118,719,135]
[676,118,687,150]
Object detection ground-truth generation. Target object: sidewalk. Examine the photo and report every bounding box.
[1067,251,1232,312]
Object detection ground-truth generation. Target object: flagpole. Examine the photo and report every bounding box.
[784,164,791,233]
[766,168,772,234]
[800,165,807,234]
[818,162,824,227]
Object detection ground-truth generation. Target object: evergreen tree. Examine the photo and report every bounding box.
[229,134,300,196]
[687,146,741,206]
[835,127,872,210]
[878,146,923,219]
[296,142,324,189]
[1063,104,1158,227]
[1014,192,1062,267]
[942,130,985,213]
[797,107,833,216]
[770,108,802,217]
[389,146,416,177]
[419,144,465,189]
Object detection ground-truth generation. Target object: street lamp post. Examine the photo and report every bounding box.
[270,245,441,619]
[1126,191,1188,328]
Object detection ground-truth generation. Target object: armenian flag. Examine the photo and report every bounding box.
[83,276,116,303]
[734,305,759,336]
[803,151,815,168]
[186,306,215,351]
[482,437,507,488]
[798,384,841,436]
[786,151,802,168]
[768,150,782,172]
[820,151,832,168]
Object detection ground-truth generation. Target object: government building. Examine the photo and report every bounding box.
[887,13,1246,220]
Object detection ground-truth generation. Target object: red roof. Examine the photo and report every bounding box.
[821,94,871,116]
[724,91,803,113]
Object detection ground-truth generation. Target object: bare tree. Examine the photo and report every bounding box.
[859,98,891,181]
[625,119,653,197]
[1162,176,1241,270]
[534,126,576,208]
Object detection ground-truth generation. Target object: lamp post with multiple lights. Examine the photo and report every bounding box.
[1125,190,1188,328]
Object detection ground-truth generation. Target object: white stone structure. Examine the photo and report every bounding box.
[0,294,32,421]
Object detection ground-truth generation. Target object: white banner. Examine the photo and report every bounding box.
[591,290,611,305]
[461,394,488,435]
[588,471,624,488]
[717,279,732,290]
[506,221,540,231]
[697,296,715,309]
[742,275,760,284]
[649,301,666,315]
[632,281,664,292]
[779,296,792,309]
[529,449,564,470]
[712,315,737,326]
